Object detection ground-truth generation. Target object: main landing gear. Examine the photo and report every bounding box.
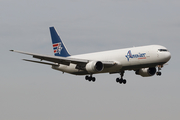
[116,71,127,84]
[156,65,162,76]
[85,72,127,84]
[85,75,96,82]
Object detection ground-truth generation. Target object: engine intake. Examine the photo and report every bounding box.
[85,61,104,73]
[136,67,156,77]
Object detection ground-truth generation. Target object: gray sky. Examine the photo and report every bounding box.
[1,0,180,120]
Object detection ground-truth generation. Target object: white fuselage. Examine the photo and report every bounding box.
[52,45,171,75]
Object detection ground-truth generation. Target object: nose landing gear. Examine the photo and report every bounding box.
[156,65,162,76]
[116,71,127,84]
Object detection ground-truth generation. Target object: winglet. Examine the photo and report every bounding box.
[49,27,71,57]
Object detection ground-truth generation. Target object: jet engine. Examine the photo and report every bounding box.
[135,67,156,77]
[85,61,104,73]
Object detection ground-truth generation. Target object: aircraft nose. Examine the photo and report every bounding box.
[165,52,171,61]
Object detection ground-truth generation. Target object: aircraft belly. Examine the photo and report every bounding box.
[121,61,166,71]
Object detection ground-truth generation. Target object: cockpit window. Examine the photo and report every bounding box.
[158,49,168,52]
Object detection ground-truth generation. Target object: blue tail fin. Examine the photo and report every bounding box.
[49,27,71,57]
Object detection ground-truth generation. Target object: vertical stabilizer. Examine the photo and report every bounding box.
[49,27,71,57]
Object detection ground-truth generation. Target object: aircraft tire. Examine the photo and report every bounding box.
[156,72,162,76]
[119,79,123,84]
[92,77,96,82]
[85,76,89,80]
[116,78,120,82]
[123,79,127,84]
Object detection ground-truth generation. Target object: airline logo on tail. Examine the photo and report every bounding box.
[53,42,63,54]
[126,50,146,61]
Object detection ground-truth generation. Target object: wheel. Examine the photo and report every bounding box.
[88,77,91,81]
[119,79,123,84]
[116,78,120,82]
[92,77,96,82]
[123,79,127,84]
[159,72,162,76]
[156,72,162,76]
[85,76,89,80]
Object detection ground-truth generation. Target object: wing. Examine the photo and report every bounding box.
[10,50,116,70]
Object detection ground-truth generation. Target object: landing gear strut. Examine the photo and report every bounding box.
[116,71,127,84]
[85,75,96,82]
[156,65,162,76]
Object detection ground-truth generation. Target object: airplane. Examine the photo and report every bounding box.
[10,27,171,84]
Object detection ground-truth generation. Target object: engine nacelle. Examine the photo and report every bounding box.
[136,67,156,77]
[85,61,104,73]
